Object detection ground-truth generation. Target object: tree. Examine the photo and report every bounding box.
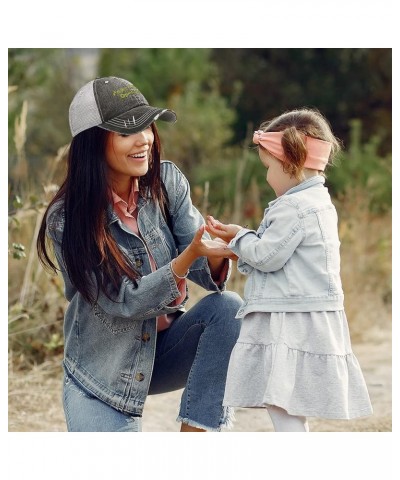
[211,48,392,155]
[98,48,236,173]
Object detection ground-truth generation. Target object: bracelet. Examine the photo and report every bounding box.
[170,260,189,279]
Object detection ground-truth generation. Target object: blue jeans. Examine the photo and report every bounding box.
[63,291,242,432]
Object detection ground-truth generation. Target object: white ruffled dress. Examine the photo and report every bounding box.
[223,310,373,419]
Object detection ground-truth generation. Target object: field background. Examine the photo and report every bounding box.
[8,206,392,432]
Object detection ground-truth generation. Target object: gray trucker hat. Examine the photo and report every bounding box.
[69,76,177,137]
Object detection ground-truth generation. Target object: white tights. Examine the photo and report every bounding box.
[266,405,309,432]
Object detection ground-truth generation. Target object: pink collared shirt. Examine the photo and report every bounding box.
[112,179,186,331]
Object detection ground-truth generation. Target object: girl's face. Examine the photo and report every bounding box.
[258,147,298,196]
[105,127,154,187]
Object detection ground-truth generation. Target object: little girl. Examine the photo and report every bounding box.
[206,108,373,432]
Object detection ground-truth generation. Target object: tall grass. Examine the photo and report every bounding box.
[334,188,392,342]
[9,96,67,369]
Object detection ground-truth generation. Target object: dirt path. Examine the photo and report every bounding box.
[8,337,391,432]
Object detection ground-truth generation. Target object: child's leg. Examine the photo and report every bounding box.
[266,405,309,432]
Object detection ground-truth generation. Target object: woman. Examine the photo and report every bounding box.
[37,76,242,432]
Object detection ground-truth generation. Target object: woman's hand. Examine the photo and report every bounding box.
[170,225,230,280]
[210,236,239,261]
[190,226,234,281]
[188,225,230,259]
[206,215,243,243]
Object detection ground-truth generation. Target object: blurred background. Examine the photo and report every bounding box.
[8,48,392,431]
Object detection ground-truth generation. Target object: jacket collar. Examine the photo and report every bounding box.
[107,194,148,226]
[268,175,325,208]
[286,175,325,195]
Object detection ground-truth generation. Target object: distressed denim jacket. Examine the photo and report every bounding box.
[46,161,229,415]
[229,176,344,318]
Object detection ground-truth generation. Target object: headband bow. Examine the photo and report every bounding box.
[253,130,331,171]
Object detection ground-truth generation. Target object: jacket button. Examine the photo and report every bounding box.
[135,259,143,267]
[142,333,150,342]
[135,373,145,382]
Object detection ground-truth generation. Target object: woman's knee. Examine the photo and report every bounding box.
[198,291,242,337]
[202,291,242,317]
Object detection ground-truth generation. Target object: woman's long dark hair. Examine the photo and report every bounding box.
[37,123,167,304]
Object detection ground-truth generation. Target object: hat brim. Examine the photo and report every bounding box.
[99,105,177,134]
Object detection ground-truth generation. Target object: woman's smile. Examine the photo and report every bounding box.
[105,128,154,190]
[127,151,148,161]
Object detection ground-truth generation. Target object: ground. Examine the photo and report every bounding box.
[8,336,391,432]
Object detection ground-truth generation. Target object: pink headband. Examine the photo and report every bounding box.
[253,130,332,171]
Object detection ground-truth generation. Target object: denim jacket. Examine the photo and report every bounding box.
[46,161,229,415]
[229,176,344,318]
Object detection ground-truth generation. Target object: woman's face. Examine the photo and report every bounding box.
[258,147,297,196]
[105,127,154,186]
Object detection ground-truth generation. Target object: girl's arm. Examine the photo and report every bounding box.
[228,201,304,272]
[205,215,243,243]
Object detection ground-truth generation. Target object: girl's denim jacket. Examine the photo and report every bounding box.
[46,161,229,416]
[229,176,344,318]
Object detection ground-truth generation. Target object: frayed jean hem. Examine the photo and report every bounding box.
[176,406,236,432]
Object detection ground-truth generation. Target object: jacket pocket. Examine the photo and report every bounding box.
[93,303,139,334]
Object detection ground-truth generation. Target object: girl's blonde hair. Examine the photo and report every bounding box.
[260,108,342,180]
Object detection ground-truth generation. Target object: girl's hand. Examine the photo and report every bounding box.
[171,225,232,281]
[206,215,243,243]
[188,225,230,259]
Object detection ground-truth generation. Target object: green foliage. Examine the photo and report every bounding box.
[11,194,23,210]
[8,190,48,260]
[8,88,67,368]
[98,48,218,99]
[8,48,392,192]
[9,194,27,259]
[9,301,65,368]
[327,119,392,213]
[211,48,392,155]
[8,48,79,189]
[193,118,391,227]
[158,81,235,170]
[192,142,275,227]
[98,48,236,171]
[11,243,26,260]
[8,187,67,368]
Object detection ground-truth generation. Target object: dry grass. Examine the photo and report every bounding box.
[8,185,391,432]
[8,356,66,432]
[335,189,392,343]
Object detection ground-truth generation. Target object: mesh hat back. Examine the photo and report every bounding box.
[69,76,177,137]
[69,80,102,137]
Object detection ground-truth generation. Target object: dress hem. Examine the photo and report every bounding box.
[222,401,373,420]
